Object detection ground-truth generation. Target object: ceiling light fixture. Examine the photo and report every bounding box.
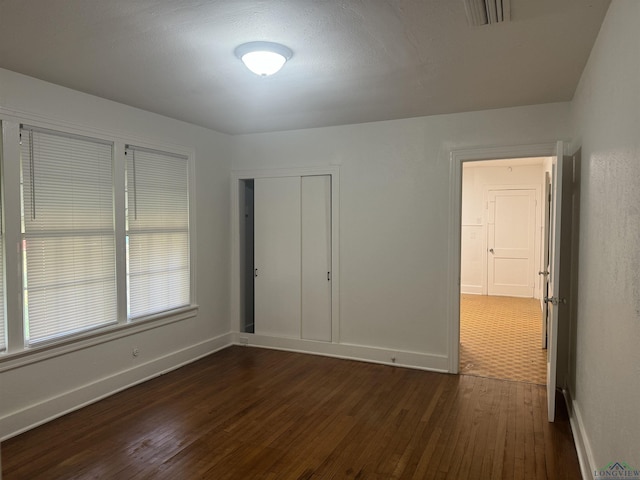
[234,41,293,77]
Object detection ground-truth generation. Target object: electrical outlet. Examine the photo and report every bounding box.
[132,347,139,357]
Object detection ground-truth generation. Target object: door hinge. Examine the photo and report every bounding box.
[544,296,566,306]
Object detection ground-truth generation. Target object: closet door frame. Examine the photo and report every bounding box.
[231,166,340,343]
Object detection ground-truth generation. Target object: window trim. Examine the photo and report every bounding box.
[0,305,198,372]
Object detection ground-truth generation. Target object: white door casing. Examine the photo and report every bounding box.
[487,188,537,297]
[231,167,340,346]
[448,142,560,376]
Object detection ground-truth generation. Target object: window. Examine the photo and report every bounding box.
[0,122,193,357]
[20,126,117,345]
[125,146,190,320]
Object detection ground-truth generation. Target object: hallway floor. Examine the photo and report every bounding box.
[460,294,547,384]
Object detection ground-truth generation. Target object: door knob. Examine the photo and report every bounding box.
[489,248,494,254]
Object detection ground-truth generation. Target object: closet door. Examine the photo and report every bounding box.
[254,177,301,338]
[301,176,332,341]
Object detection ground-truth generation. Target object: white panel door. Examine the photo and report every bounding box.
[301,175,332,342]
[546,146,564,422]
[487,189,536,297]
[254,177,301,339]
[541,173,552,347]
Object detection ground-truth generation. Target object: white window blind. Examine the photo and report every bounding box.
[20,126,117,345]
[125,146,190,319]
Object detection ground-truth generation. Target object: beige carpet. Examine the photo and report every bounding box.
[460,294,547,385]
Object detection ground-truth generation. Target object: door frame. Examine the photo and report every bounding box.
[448,142,563,375]
[230,166,341,342]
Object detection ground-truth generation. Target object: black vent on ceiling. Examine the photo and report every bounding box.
[463,0,511,26]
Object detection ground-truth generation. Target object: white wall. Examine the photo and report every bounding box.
[568,0,640,474]
[461,161,545,297]
[0,68,233,439]
[232,103,570,363]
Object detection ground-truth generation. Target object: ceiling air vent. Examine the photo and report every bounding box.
[463,0,511,26]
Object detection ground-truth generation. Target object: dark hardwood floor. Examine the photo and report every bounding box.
[1,346,581,479]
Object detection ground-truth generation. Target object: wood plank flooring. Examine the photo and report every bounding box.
[1,346,581,479]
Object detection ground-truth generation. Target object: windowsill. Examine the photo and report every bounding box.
[0,304,199,373]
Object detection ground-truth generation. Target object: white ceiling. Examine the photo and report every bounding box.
[0,0,610,135]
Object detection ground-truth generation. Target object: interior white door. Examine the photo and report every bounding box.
[254,176,301,339]
[487,189,537,297]
[301,175,332,342]
[541,173,552,348]
[546,144,564,422]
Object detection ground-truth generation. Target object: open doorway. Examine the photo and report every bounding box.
[459,157,553,384]
[239,178,255,334]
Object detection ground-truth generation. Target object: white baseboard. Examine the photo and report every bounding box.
[0,333,233,441]
[563,389,595,480]
[461,285,483,295]
[231,332,450,372]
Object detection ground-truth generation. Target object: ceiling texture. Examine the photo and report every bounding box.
[0,0,610,135]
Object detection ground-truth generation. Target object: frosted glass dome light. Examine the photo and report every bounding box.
[235,41,293,77]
